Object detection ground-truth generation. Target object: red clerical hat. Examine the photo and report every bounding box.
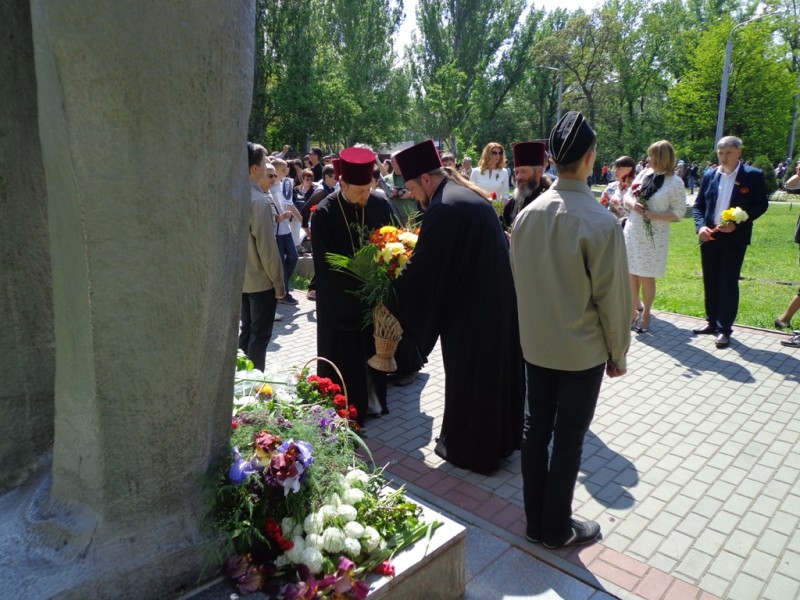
[339,147,376,185]
[513,141,547,168]
[394,139,442,181]
[332,158,342,181]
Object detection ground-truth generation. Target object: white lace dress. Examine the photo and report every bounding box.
[623,169,685,278]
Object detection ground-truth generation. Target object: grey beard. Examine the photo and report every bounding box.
[514,181,537,203]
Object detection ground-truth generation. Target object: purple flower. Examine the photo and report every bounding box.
[229,447,256,484]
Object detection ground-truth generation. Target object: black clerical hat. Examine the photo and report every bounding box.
[513,142,547,168]
[339,147,376,185]
[548,111,596,165]
[394,139,442,181]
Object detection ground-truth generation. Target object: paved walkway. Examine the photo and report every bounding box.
[263,297,800,600]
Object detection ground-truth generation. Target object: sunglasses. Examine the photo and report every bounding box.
[303,175,313,180]
[491,150,503,156]
[266,174,277,179]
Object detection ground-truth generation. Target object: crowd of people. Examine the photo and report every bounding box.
[241,110,788,552]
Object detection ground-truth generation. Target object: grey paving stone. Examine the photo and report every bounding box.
[762,573,800,600]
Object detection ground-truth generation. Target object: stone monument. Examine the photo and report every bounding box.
[0,1,255,597]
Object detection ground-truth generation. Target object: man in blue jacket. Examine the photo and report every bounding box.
[692,136,769,348]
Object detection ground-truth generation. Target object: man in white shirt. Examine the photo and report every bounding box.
[692,136,769,348]
[269,158,303,305]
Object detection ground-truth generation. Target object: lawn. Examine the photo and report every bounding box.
[658,202,800,329]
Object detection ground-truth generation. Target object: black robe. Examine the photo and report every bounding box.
[388,178,525,473]
[312,191,410,424]
[502,175,552,228]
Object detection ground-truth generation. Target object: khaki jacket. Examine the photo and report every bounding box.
[243,183,285,296]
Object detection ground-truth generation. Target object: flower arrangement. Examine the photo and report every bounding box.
[214,358,440,597]
[327,225,418,309]
[326,225,418,371]
[720,206,749,227]
[599,181,629,219]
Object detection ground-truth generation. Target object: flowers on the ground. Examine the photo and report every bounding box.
[214,361,440,597]
[720,206,749,227]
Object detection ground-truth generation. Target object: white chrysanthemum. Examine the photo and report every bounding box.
[337,504,358,523]
[344,521,365,539]
[304,512,324,535]
[322,527,346,553]
[281,517,296,538]
[285,536,306,564]
[361,526,381,552]
[274,554,290,568]
[344,537,362,558]
[398,231,418,247]
[301,547,324,575]
[324,492,341,507]
[345,469,370,488]
[732,206,749,222]
[319,505,338,523]
[379,538,387,551]
[305,533,323,550]
[342,488,365,506]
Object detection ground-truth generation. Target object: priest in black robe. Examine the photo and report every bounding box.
[312,146,418,425]
[502,141,552,229]
[388,139,525,474]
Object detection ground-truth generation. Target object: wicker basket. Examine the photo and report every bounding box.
[367,303,403,372]
[301,356,350,412]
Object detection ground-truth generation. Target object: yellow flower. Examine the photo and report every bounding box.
[720,208,735,222]
[379,225,398,235]
[258,384,273,396]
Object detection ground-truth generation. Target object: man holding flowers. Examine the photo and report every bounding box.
[311,146,398,423]
[692,135,769,348]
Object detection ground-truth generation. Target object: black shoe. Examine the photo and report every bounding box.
[393,371,418,386]
[775,318,791,330]
[543,520,601,549]
[692,323,717,335]
[525,530,541,544]
[434,437,447,461]
[781,334,800,348]
[278,294,299,305]
[715,333,730,348]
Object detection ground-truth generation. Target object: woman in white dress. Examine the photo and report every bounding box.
[470,142,510,201]
[623,140,686,333]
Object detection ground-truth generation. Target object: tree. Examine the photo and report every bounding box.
[667,18,795,161]
[407,0,530,153]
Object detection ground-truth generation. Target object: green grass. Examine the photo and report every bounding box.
[657,203,800,329]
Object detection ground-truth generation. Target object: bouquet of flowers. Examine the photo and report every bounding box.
[216,359,440,597]
[629,181,655,242]
[719,206,749,228]
[327,225,419,371]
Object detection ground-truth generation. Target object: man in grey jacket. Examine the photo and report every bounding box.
[511,112,631,549]
[240,142,286,371]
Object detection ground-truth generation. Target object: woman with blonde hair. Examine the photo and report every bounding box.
[623,140,686,333]
[470,142,510,200]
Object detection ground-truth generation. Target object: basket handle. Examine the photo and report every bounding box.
[301,356,350,409]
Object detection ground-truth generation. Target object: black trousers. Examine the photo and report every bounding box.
[521,361,605,545]
[700,240,747,336]
[239,289,277,371]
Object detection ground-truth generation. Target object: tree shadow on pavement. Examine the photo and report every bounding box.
[634,315,755,383]
[578,430,638,510]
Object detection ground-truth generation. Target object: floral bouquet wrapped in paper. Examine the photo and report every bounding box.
[327,225,419,372]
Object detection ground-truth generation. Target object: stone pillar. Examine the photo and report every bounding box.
[0,0,55,492]
[0,2,253,597]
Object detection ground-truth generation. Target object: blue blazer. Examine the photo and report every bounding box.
[692,163,769,247]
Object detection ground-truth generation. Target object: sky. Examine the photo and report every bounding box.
[394,0,604,53]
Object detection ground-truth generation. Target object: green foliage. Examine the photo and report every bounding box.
[667,19,795,161]
[753,155,779,195]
